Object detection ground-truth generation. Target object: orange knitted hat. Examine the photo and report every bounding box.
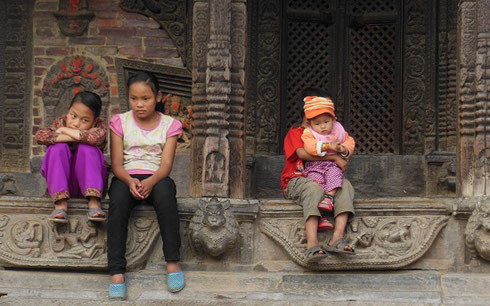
[303,96,336,119]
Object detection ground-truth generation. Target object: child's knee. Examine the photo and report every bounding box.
[46,142,70,154]
[77,143,101,155]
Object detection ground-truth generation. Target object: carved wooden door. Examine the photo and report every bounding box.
[281,0,402,154]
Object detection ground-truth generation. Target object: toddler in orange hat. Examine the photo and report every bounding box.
[301,96,350,232]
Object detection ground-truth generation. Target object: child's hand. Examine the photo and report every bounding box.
[328,142,344,153]
[56,127,67,134]
[128,178,144,200]
[138,179,155,199]
[331,155,348,171]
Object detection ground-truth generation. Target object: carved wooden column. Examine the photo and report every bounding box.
[191,0,247,197]
[457,0,490,197]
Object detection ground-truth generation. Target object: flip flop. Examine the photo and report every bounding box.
[324,238,356,255]
[48,209,68,223]
[305,245,328,264]
[87,208,106,222]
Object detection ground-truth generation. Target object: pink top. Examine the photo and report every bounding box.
[110,111,182,174]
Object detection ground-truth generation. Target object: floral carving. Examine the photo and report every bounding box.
[42,56,109,125]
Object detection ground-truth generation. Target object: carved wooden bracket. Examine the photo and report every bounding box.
[119,0,193,69]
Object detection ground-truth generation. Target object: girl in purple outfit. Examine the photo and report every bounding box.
[36,91,107,223]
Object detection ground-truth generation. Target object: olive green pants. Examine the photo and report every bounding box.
[284,176,355,222]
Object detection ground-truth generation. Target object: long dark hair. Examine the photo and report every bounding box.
[70,91,102,118]
[127,71,165,113]
[292,87,332,128]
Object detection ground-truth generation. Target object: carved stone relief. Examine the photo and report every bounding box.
[465,199,490,262]
[0,175,19,195]
[0,214,159,269]
[42,56,110,125]
[0,0,32,172]
[261,215,449,270]
[187,198,239,259]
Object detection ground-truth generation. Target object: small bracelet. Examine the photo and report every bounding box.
[340,147,350,158]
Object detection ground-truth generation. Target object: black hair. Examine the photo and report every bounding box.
[70,91,102,118]
[126,71,165,113]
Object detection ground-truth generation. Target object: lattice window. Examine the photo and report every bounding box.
[287,0,330,11]
[349,24,397,154]
[286,20,332,130]
[350,0,395,13]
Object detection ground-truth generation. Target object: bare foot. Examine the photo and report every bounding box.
[88,196,105,218]
[53,199,68,219]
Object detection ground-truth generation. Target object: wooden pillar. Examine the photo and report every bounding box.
[191,0,247,198]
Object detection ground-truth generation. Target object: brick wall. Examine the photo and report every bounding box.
[32,0,182,156]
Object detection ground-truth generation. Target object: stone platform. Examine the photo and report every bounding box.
[1,269,489,305]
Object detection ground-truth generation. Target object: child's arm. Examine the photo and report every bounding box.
[301,129,325,156]
[138,136,178,199]
[36,118,76,145]
[110,130,144,199]
[296,147,349,171]
[56,120,107,147]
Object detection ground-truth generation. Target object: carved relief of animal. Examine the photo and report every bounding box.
[189,198,239,257]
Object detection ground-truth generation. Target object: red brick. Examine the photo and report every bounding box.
[135,28,169,38]
[120,11,151,21]
[118,46,144,57]
[34,67,47,76]
[107,66,117,73]
[144,37,175,48]
[35,57,56,66]
[34,47,45,56]
[95,18,124,28]
[34,118,43,125]
[33,146,42,156]
[32,126,40,134]
[107,37,141,46]
[111,86,118,96]
[144,47,179,58]
[68,37,106,45]
[94,10,119,19]
[102,56,114,64]
[46,47,70,56]
[123,18,160,29]
[34,11,56,19]
[99,28,136,37]
[36,27,55,37]
[35,37,66,46]
[33,108,40,117]
[110,74,118,83]
[85,47,118,56]
[35,1,57,10]
[90,1,120,11]
[34,88,43,96]
[35,19,56,27]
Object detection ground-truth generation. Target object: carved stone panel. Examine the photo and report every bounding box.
[42,56,110,125]
[0,214,159,270]
[0,0,33,172]
[465,199,490,262]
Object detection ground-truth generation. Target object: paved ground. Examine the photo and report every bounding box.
[0,269,489,305]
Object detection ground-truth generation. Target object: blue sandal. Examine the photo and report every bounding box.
[167,271,185,293]
[109,283,126,300]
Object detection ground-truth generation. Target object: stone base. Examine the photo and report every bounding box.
[2,196,487,272]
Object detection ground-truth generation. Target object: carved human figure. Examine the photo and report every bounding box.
[189,198,239,258]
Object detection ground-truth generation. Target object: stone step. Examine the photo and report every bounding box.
[1,269,489,305]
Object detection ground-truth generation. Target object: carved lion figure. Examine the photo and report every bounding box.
[465,199,490,261]
[188,198,239,257]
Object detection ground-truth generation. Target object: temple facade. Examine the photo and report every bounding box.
[0,0,489,272]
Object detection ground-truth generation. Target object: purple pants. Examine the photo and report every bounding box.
[304,160,344,194]
[41,143,106,203]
